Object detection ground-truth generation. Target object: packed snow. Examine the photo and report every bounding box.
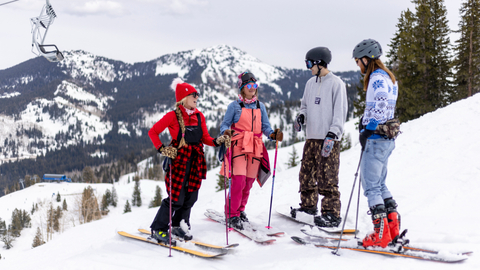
[1,94,479,269]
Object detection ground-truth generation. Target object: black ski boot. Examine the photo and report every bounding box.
[228,216,244,230]
[314,212,342,227]
[239,211,249,222]
[151,230,177,246]
[172,226,193,241]
[290,206,318,219]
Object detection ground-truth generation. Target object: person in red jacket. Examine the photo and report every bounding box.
[148,78,230,245]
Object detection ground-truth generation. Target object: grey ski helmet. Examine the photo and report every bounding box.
[352,39,382,59]
[305,47,332,65]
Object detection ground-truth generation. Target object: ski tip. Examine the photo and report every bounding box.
[291,236,307,245]
[257,239,276,244]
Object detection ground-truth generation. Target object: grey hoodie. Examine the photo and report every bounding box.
[299,72,348,140]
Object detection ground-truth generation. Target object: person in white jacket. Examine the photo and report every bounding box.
[291,47,348,228]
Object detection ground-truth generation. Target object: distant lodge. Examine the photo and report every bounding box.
[42,174,72,183]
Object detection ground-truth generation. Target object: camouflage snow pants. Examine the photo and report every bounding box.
[298,139,341,218]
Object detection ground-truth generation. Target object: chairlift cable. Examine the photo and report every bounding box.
[0,0,19,7]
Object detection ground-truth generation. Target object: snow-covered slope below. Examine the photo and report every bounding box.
[1,94,479,269]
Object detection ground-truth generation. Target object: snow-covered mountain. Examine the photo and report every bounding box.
[0,45,360,194]
[0,93,479,269]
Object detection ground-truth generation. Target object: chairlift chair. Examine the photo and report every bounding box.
[30,0,64,62]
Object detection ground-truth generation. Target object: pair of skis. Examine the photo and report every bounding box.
[293,229,472,263]
[204,209,284,244]
[118,229,238,258]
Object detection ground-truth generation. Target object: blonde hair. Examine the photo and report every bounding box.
[363,58,396,91]
[174,97,188,149]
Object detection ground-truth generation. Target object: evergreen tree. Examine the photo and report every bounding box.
[0,218,5,234]
[123,200,132,214]
[111,186,118,207]
[62,199,68,211]
[286,146,299,168]
[53,206,62,232]
[32,227,45,248]
[387,9,419,122]
[56,192,61,202]
[10,209,23,237]
[132,177,142,207]
[149,185,163,208]
[390,1,454,122]
[215,174,230,192]
[1,226,14,249]
[104,188,112,205]
[82,166,96,183]
[46,204,54,239]
[100,193,109,215]
[453,0,480,99]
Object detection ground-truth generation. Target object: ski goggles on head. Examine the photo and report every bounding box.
[188,92,200,98]
[246,83,258,90]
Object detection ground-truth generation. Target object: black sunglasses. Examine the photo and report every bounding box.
[188,92,200,98]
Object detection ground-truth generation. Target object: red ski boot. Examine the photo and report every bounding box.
[384,198,401,241]
[362,204,392,248]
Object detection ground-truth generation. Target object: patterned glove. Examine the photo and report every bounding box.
[160,146,177,159]
[215,135,231,148]
[321,132,337,157]
[269,128,283,142]
[294,114,304,132]
[223,129,233,138]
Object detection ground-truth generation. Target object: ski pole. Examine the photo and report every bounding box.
[266,139,279,229]
[223,147,229,245]
[332,150,364,255]
[228,145,232,231]
[168,158,173,257]
[355,163,362,240]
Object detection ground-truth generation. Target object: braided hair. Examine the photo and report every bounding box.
[174,98,188,149]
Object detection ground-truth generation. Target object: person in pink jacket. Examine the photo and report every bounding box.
[219,71,283,230]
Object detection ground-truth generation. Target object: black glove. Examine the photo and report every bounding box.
[157,145,165,153]
[297,114,305,125]
[326,131,338,140]
[359,129,375,150]
[294,114,305,132]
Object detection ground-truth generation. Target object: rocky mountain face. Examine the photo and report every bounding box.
[0,44,360,194]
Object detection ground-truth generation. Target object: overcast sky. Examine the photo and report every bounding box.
[0,0,463,72]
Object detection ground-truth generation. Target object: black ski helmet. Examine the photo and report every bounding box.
[305,47,332,66]
[352,39,382,59]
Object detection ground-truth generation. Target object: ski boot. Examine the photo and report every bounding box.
[362,204,392,248]
[239,211,249,222]
[384,198,401,241]
[314,212,342,227]
[228,216,244,230]
[151,230,177,246]
[290,206,318,219]
[172,226,193,241]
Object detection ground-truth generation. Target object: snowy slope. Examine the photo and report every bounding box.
[1,94,479,269]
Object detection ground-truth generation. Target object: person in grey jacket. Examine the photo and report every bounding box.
[291,47,348,228]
